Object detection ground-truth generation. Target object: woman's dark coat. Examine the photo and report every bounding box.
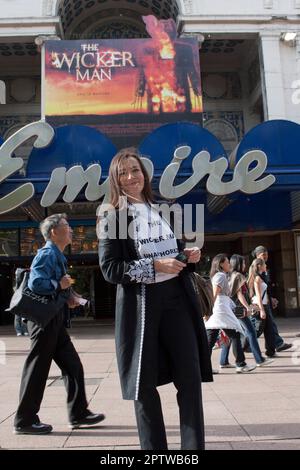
[98,209,213,400]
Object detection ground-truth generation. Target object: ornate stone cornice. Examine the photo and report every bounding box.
[42,0,54,17]
[182,0,194,15]
[263,0,273,8]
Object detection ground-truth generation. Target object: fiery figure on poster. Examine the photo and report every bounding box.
[135,16,202,114]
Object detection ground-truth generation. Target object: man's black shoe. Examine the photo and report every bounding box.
[70,411,106,429]
[276,343,293,352]
[14,422,53,435]
[266,351,277,358]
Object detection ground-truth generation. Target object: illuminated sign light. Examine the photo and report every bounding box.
[0,121,276,215]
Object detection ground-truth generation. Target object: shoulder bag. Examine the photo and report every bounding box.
[191,272,214,317]
[6,271,70,329]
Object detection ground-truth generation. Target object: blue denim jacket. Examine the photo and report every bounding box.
[28,240,67,295]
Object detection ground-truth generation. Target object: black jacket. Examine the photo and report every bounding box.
[98,209,213,400]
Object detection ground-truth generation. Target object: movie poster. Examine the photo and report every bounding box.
[43,17,202,148]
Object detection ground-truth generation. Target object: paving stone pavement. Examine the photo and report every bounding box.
[0,317,300,450]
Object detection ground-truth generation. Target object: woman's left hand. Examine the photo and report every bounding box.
[184,247,201,263]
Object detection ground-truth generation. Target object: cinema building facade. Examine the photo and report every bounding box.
[1,0,300,323]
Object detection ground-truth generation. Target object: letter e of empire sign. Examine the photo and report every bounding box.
[0,121,276,215]
[0,121,54,215]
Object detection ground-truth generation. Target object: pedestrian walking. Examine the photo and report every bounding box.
[14,213,105,435]
[220,254,274,368]
[13,268,29,337]
[248,257,277,359]
[205,254,256,374]
[252,246,292,353]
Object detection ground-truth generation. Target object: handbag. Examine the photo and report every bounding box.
[231,294,246,319]
[191,272,214,317]
[233,304,246,318]
[5,271,69,330]
[216,330,230,347]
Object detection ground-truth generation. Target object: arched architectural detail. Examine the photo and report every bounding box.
[54,0,180,39]
[42,0,56,16]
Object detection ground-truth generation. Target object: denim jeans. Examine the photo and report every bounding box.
[220,316,264,365]
[14,315,28,335]
[207,329,246,367]
[250,305,276,356]
[250,304,283,349]
[268,307,284,349]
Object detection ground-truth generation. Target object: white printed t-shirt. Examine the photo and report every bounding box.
[132,203,179,283]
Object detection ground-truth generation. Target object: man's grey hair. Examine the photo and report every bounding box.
[252,245,268,258]
[40,213,67,241]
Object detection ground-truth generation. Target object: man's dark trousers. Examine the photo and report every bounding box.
[14,310,88,427]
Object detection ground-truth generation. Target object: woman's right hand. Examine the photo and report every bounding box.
[60,274,73,290]
[246,308,252,317]
[260,308,266,320]
[251,303,259,313]
[154,258,186,274]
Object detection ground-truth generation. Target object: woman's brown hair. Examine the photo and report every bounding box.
[247,258,266,297]
[210,253,228,279]
[109,147,153,208]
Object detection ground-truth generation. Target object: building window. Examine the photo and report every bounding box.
[20,228,44,256]
[0,229,18,256]
[0,80,6,104]
[71,226,98,254]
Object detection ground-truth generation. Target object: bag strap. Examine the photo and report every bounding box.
[231,293,244,308]
[258,272,271,297]
[255,274,267,302]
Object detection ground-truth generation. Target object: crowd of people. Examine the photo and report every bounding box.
[205,249,292,375]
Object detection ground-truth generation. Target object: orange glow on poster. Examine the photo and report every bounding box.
[44,34,202,117]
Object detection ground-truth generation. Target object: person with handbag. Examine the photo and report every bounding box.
[205,254,256,374]
[247,257,277,359]
[220,254,274,368]
[252,245,292,354]
[14,314,29,337]
[98,147,212,450]
[14,213,105,435]
[13,268,29,336]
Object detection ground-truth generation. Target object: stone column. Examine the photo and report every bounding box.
[295,36,300,78]
[279,233,299,317]
[259,32,286,120]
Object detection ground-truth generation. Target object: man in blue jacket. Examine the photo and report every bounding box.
[14,213,105,435]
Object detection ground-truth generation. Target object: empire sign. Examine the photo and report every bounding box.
[0,121,276,216]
